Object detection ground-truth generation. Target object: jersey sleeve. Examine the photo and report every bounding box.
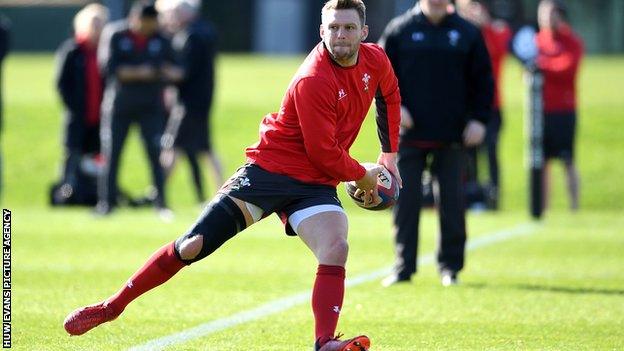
[294,77,366,182]
[537,31,583,80]
[374,48,401,153]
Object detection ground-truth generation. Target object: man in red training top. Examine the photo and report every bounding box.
[63,1,401,350]
[457,0,512,209]
[536,0,583,211]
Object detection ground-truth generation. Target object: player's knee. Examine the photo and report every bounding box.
[321,237,349,266]
[177,235,203,261]
[174,194,247,265]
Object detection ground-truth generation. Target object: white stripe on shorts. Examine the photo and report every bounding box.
[288,205,345,235]
[245,201,264,222]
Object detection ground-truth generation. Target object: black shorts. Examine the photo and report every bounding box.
[174,109,211,152]
[544,112,576,161]
[218,164,343,236]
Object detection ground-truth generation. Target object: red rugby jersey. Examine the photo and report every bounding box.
[536,25,584,113]
[481,21,511,109]
[246,42,401,187]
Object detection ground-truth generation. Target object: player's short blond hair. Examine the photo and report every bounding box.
[73,3,109,37]
[322,0,367,26]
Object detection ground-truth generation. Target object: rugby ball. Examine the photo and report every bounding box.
[345,164,400,211]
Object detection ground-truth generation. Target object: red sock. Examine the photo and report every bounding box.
[312,264,346,346]
[106,241,186,314]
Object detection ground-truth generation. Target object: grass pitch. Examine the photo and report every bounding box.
[4,53,624,350]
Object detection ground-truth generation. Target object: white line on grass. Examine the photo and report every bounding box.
[129,222,538,351]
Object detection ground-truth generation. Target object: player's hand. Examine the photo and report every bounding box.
[160,148,175,169]
[377,152,402,188]
[463,119,486,146]
[400,105,414,130]
[467,1,490,26]
[117,64,157,82]
[161,64,184,83]
[354,164,383,207]
[137,64,157,79]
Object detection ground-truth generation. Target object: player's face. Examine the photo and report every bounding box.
[420,0,451,21]
[141,17,160,36]
[538,2,561,31]
[87,16,105,44]
[320,9,368,67]
[457,1,490,26]
[131,16,159,37]
[158,9,176,35]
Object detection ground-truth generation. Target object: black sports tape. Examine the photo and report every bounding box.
[174,195,247,264]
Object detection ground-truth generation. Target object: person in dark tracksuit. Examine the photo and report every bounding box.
[56,4,108,193]
[158,0,224,204]
[536,0,583,212]
[457,0,512,210]
[379,0,493,286]
[96,2,182,216]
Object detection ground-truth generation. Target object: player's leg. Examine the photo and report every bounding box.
[564,159,579,211]
[432,146,466,285]
[562,113,579,211]
[204,151,224,190]
[542,112,566,212]
[485,110,502,208]
[159,147,180,178]
[61,113,85,187]
[138,111,167,210]
[160,104,184,178]
[542,112,579,212]
[384,147,427,286]
[294,209,369,351]
[542,161,552,211]
[63,194,259,336]
[61,148,82,187]
[464,146,479,185]
[97,112,131,214]
[201,114,225,189]
[184,147,206,203]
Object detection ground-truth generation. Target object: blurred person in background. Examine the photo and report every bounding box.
[96,1,182,217]
[0,15,9,199]
[457,0,511,210]
[536,0,583,211]
[379,0,493,287]
[63,1,401,349]
[53,4,108,204]
[157,0,224,204]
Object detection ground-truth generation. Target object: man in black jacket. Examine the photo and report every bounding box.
[158,0,223,204]
[56,4,108,196]
[379,0,493,286]
[97,1,182,216]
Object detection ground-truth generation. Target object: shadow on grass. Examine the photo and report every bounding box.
[462,282,624,296]
[513,284,624,296]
